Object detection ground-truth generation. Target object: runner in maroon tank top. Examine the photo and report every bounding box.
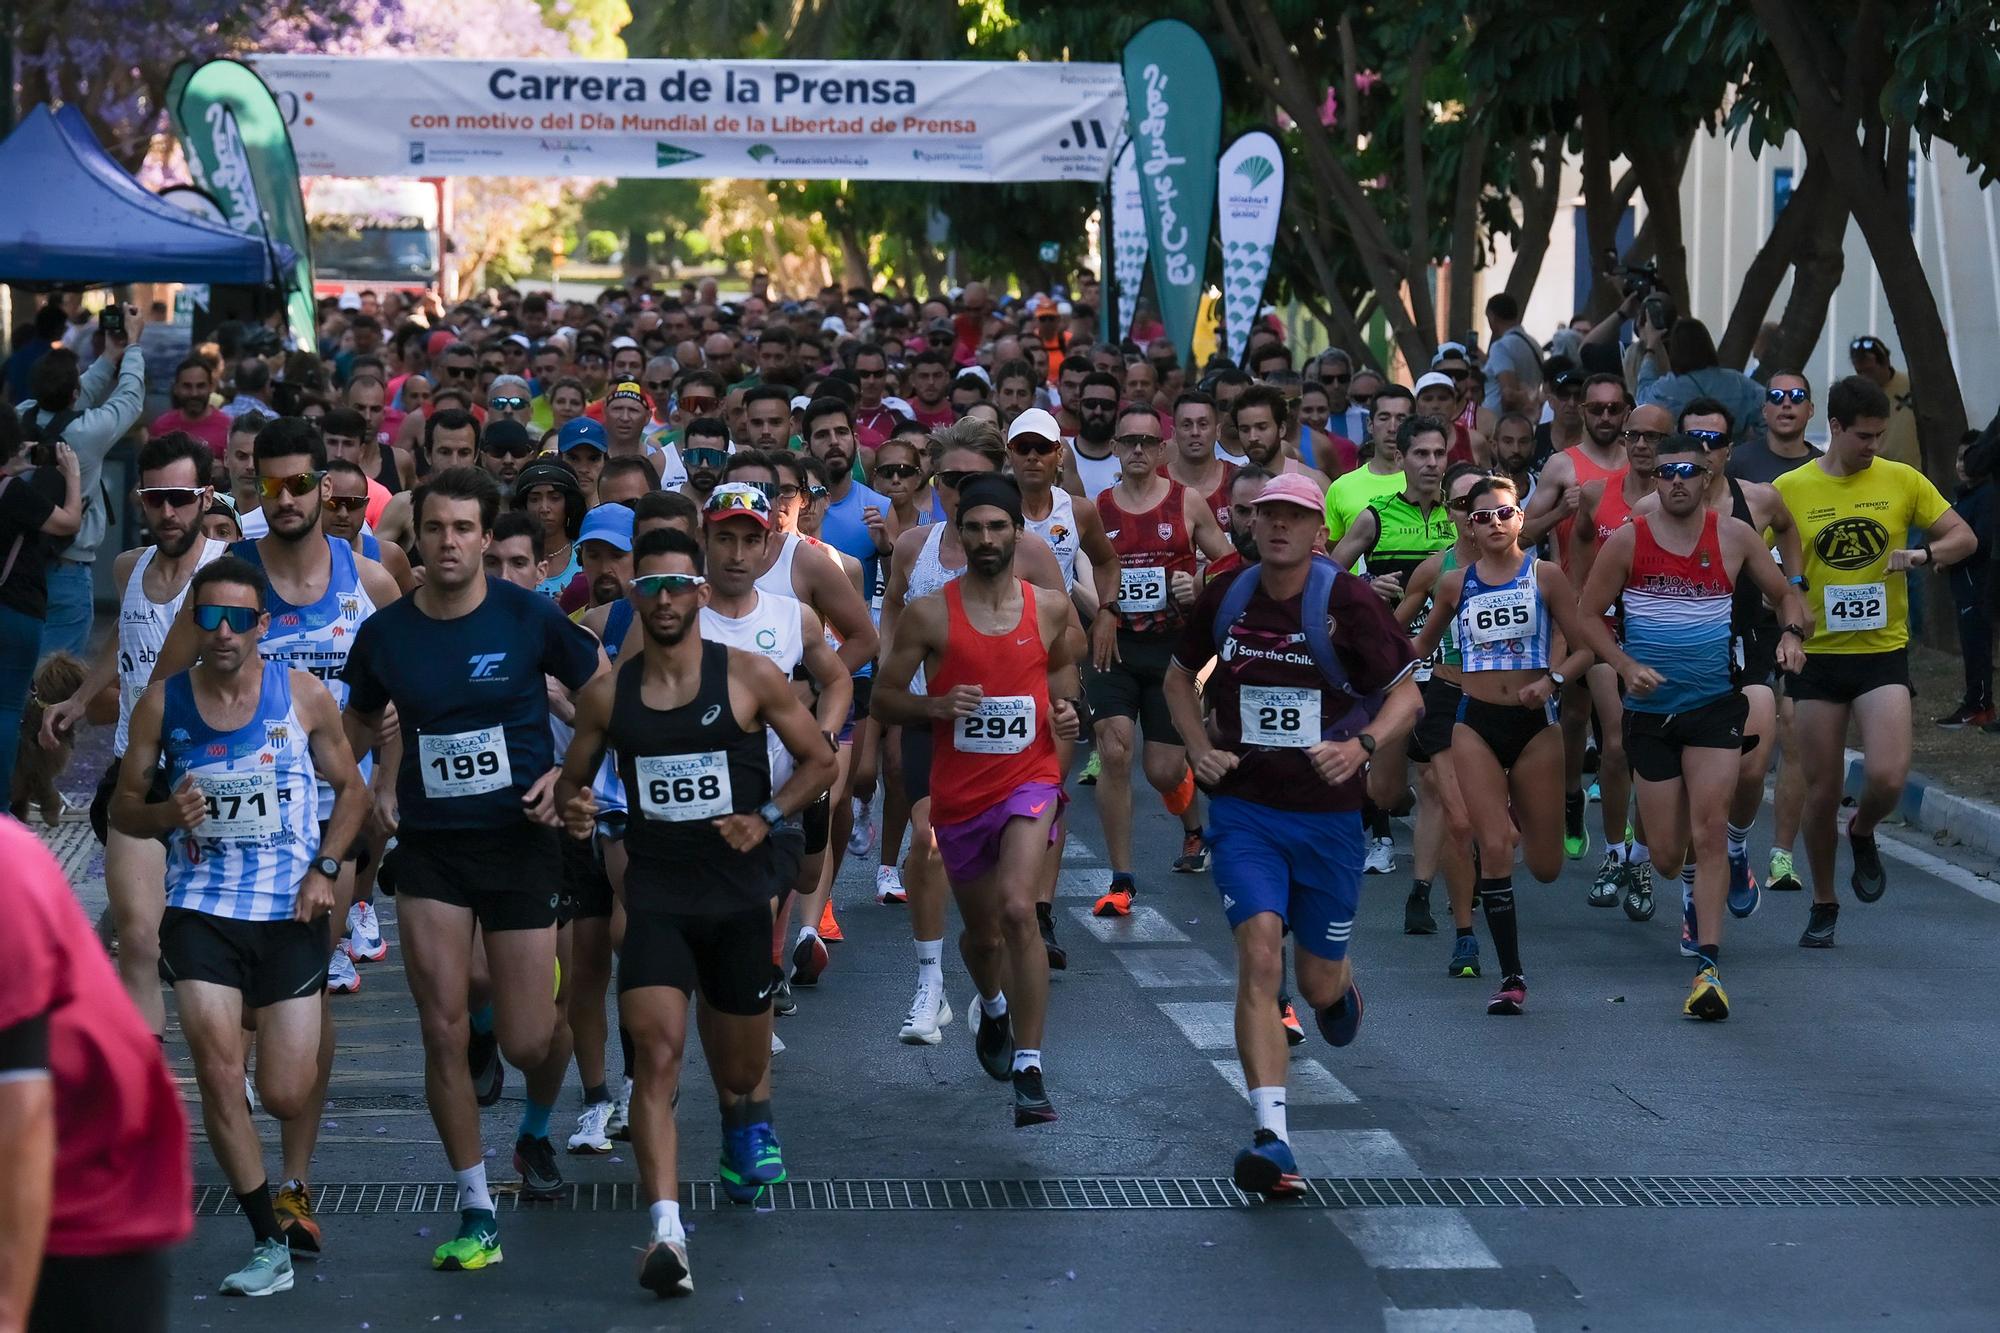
[874,476,1083,1127]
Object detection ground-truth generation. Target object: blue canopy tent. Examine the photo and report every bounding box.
[0,104,291,287]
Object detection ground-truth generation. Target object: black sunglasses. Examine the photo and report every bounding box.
[482,438,535,458]
[138,486,203,509]
[937,469,991,491]
[489,396,528,411]
[685,447,728,469]
[875,462,922,480]
[1766,387,1810,405]
[1685,429,1730,450]
[1008,438,1060,457]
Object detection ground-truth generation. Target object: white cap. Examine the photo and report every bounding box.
[337,293,361,310]
[1413,371,1458,396]
[820,315,847,334]
[959,365,993,389]
[789,394,813,412]
[1431,341,1468,366]
[1006,407,1062,443]
[881,395,915,417]
[609,335,641,351]
[503,333,531,349]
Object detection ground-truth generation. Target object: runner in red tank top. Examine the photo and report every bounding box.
[874,475,1084,1128]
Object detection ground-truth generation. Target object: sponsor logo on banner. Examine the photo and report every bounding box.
[656,141,702,167]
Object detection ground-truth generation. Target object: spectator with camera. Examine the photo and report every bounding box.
[1635,314,1767,451]
[12,302,146,659]
[0,403,82,799]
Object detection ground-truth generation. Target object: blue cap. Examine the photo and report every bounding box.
[558,417,609,454]
[577,503,634,552]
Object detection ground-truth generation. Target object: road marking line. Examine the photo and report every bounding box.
[1876,828,2000,905]
[1155,1000,1237,1049]
[1210,1058,1358,1105]
[1288,1129,1421,1176]
[1062,836,1097,862]
[1058,868,1113,898]
[1334,1209,1500,1269]
[1067,904,1189,943]
[1383,1310,1534,1332]
[1114,947,1232,987]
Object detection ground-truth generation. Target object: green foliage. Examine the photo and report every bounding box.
[582,229,622,263]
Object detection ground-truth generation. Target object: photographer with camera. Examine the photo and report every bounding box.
[0,403,82,801]
[14,301,148,658]
[1634,311,1767,452]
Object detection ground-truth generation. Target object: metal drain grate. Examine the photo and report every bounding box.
[192,1176,2000,1217]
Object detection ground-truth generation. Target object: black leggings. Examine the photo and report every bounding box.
[31,1248,172,1333]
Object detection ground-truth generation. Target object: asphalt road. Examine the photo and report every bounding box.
[40,753,2000,1332]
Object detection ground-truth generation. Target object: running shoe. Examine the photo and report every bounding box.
[1679,885,1699,957]
[567,1101,614,1154]
[875,865,907,905]
[899,977,952,1045]
[1232,1129,1304,1197]
[1622,860,1656,922]
[1078,750,1100,785]
[771,971,797,1018]
[1403,887,1437,935]
[431,1208,502,1271]
[790,930,828,986]
[1728,851,1761,918]
[969,993,1014,1081]
[274,1180,322,1255]
[638,1233,693,1298]
[1767,848,1803,893]
[770,1031,786,1055]
[1279,997,1306,1046]
[1684,965,1730,1021]
[1563,792,1589,860]
[818,899,843,942]
[1363,837,1396,875]
[1585,778,1601,803]
[1314,982,1364,1047]
[1486,974,1527,1016]
[326,947,360,994]
[1849,826,1887,902]
[1092,883,1134,917]
[219,1237,294,1297]
[1935,701,1995,729]
[345,900,387,962]
[513,1134,565,1201]
[608,1077,632,1140]
[847,797,876,856]
[1799,901,1839,948]
[1587,851,1623,907]
[719,1123,787,1203]
[1173,829,1211,873]
[1447,934,1481,978]
[1013,1067,1058,1126]
[1038,904,1067,971]
[468,1028,503,1108]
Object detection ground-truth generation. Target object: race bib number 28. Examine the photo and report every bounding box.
[1825,583,1887,632]
[1239,686,1320,749]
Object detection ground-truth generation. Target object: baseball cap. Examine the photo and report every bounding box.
[503,333,531,350]
[788,394,813,413]
[337,293,362,311]
[480,419,533,454]
[1006,407,1062,444]
[557,417,609,454]
[1030,296,1059,317]
[1430,341,1468,366]
[704,482,773,528]
[1249,474,1326,513]
[609,335,641,351]
[606,380,648,407]
[820,315,848,334]
[577,503,635,552]
[1413,371,1458,396]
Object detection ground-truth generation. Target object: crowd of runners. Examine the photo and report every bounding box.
[3,273,1969,1317]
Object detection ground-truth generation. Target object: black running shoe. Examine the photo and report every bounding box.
[1848,829,1887,902]
[770,967,797,1018]
[1012,1067,1057,1126]
[512,1133,564,1201]
[1799,902,1839,948]
[468,1028,503,1108]
[1038,904,1067,971]
[1403,887,1437,935]
[969,995,1013,1082]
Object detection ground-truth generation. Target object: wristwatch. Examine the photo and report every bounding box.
[1548,670,1567,688]
[312,855,342,879]
[756,800,785,827]
[1355,733,1377,756]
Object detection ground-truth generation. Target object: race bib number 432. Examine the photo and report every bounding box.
[419,727,512,799]
[635,751,733,821]
[1825,583,1887,632]
[954,695,1035,754]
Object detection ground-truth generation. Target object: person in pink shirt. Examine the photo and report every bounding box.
[148,356,231,459]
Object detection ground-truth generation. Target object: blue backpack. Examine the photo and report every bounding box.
[1211,555,1385,741]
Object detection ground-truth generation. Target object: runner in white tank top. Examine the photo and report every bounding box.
[116,538,228,754]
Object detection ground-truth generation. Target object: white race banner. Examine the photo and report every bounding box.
[1109,134,1149,341]
[1217,130,1285,367]
[251,55,1124,182]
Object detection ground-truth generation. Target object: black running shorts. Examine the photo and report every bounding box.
[1084,631,1184,745]
[158,908,330,1009]
[394,823,562,932]
[1623,694,1753,783]
[90,754,171,847]
[1407,677,1463,764]
[560,831,614,923]
[1787,648,1910,706]
[618,902,775,1015]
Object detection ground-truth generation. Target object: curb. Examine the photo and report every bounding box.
[1843,747,2000,856]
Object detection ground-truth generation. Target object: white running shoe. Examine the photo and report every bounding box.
[244,1072,258,1115]
[770,1030,786,1055]
[567,1100,614,1154]
[847,797,876,857]
[326,947,360,994]
[1363,837,1396,875]
[876,865,907,904]
[898,976,953,1045]
[346,900,387,961]
[607,1076,633,1141]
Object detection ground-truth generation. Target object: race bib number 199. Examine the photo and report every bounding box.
[635,752,733,821]
[1825,583,1887,632]
[419,727,512,799]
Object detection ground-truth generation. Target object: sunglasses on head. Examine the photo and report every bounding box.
[324,494,369,513]
[1654,459,1706,480]
[1685,429,1730,450]
[1766,387,1810,405]
[193,604,259,633]
[1008,438,1059,457]
[1115,433,1163,450]
[875,462,922,480]
[1850,337,1882,352]
[685,447,728,469]
[721,482,777,504]
[489,396,528,411]
[630,572,706,598]
[1469,504,1521,526]
[256,471,323,499]
[138,486,202,509]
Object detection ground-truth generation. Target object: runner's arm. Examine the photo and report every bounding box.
[1329,507,1378,572]
[1911,506,1976,568]
[1530,560,1596,685]
[1570,525,1636,672]
[869,596,944,728]
[1408,569,1463,662]
[1519,454,1576,544]
[372,540,418,594]
[108,686,195,839]
[297,671,369,919]
[375,491,413,550]
[39,549,137,745]
[806,545,879,671]
[1185,486,1232,561]
[1394,552,1445,630]
[1074,502,1117,620]
[1162,661,1214,770]
[1724,518,1809,656]
[355,553,404,609]
[748,652,839,818]
[797,605,854,737]
[0,1046,52,1333]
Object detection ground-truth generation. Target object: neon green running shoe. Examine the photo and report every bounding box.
[1767,848,1803,893]
[1078,749,1101,786]
[432,1208,502,1271]
[1563,791,1589,860]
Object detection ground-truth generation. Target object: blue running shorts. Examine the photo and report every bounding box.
[1208,796,1365,961]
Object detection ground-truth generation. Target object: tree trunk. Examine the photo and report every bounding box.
[1445,105,1494,341]
[1760,181,1848,377]
[1578,85,1621,316]
[836,224,871,290]
[1628,134,1692,313]
[626,227,652,276]
[1716,150,1837,368]
[1503,134,1565,312]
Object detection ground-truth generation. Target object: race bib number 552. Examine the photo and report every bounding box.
[1119,565,1167,613]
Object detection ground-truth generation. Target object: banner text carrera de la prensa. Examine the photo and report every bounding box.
[488,67,926,107]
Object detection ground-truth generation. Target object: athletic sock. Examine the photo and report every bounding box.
[1478,875,1523,977]
[1605,842,1626,864]
[582,1082,609,1107]
[1455,925,1475,940]
[518,1100,553,1141]
[237,1182,281,1244]
[1035,901,1053,923]
[914,938,943,988]
[1011,1048,1041,1074]
[1726,822,1751,860]
[1630,841,1651,866]
[1698,943,1722,968]
[981,991,1008,1019]
[650,1199,684,1241]
[724,1096,774,1131]
[1164,767,1196,817]
[455,1163,494,1214]
[469,1004,495,1036]
[1110,871,1135,887]
[1249,1086,1288,1141]
[619,1025,635,1080]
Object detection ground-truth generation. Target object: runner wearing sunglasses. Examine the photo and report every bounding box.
[558,527,836,1296]
[323,460,416,593]
[1575,434,1808,1018]
[1410,476,1595,1016]
[112,556,367,1296]
[679,415,731,507]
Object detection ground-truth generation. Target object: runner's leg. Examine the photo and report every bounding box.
[1793,698,1851,906]
[398,897,486,1171]
[1847,685,1914,839]
[1093,715,1138,873]
[104,831,168,1033]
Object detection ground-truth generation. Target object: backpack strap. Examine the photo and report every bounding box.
[1211,560,1265,658]
[1214,555,1385,740]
